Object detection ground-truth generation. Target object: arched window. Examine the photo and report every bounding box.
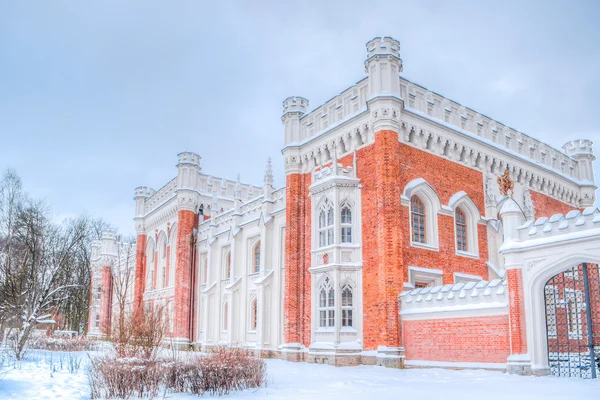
[253,242,260,273]
[340,203,352,243]
[455,208,467,252]
[202,256,208,284]
[341,285,353,327]
[318,277,335,328]
[250,298,258,331]
[146,240,156,290]
[411,196,426,244]
[224,250,231,279]
[222,302,229,331]
[318,199,334,247]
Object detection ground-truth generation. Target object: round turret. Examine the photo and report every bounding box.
[177,151,201,168]
[562,139,594,158]
[134,186,154,199]
[282,96,309,116]
[365,36,401,62]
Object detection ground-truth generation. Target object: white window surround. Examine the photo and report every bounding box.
[408,266,443,288]
[340,202,353,244]
[157,231,167,288]
[248,297,258,332]
[247,237,261,274]
[168,223,177,287]
[403,178,441,250]
[222,247,231,280]
[318,198,335,248]
[145,237,156,290]
[453,272,483,284]
[448,191,481,258]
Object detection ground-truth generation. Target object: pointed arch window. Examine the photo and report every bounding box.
[146,243,156,290]
[318,199,334,247]
[341,284,353,327]
[253,242,260,273]
[340,203,352,243]
[224,250,231,279]
[318,277,335,328]
[455,208,467,252]
[250,298,258,331]
[411,196,426,244]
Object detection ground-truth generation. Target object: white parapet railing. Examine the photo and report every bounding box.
[517,207,600,242]
[399,279,508,320]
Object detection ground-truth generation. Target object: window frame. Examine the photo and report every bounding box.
[340,202,353,244]
[249,298,258,332]
[252,241,261,273]
[318,198,334,248]
[341,284,353,328]
[318,277,335,329]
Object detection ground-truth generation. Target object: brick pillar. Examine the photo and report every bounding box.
[284,173,304,345]
[173,209,198,342]
[283,171,312,351]
[507,267,527,354]
[359,130,404,351]
[99,265,113,335]
[133,234,147,317]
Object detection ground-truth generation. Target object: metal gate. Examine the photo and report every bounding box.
[544,263,600,378]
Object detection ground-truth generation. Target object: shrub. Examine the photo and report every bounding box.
[29,336,100,352]
[88,347,266,399]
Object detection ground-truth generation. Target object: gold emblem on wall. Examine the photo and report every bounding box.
[497,167,514,197]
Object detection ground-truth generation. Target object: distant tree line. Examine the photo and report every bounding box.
[0,169,111,358]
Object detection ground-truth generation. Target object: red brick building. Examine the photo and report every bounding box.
[90,37,599,376]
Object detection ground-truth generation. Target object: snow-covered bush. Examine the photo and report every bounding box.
[87,347,266,399]
[165,347,266,396]
[29,336,99,352]
[87,356,165,399]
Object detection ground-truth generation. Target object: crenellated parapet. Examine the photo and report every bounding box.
[399,279,508,318]
[517,207,600,241]
[281,36,595,208]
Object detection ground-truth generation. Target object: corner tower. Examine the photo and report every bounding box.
[562,139,596,207]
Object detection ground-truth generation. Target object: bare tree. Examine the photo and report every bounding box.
[0,169,93,359]
[109,240,135,358]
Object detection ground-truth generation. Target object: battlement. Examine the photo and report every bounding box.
[134,186,155,199]
[283,96,309,116]
[562,139,594,158]
[365,36,401,62]
[517,207,600,240]
[177,151,201,167]
[400,279,508,316]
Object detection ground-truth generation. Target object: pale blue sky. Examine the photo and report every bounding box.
[1,1,599,235]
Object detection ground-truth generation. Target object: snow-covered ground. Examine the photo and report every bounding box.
[0,351,599,399]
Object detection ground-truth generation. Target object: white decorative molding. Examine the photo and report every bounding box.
[399,279,508,320]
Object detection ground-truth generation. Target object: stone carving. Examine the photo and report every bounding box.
[484,175,495,206]
[523,189,535,221]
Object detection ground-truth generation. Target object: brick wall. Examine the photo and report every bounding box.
[530,190,575,218]
[507,268,527,354]
[173,210,198,340]
[357,130,404,350]
[284,172,312,346]
[357,137,489,350]
[133,233,147,317]
[403,316,510,363]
